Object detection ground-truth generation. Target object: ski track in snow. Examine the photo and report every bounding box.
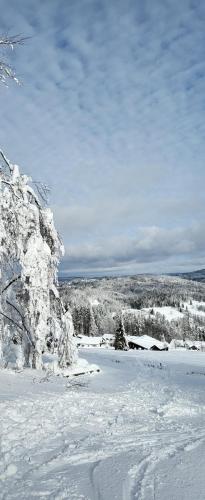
[0,350,205,499]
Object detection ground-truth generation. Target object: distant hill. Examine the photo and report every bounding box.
[171,269,205,283]
[59,270,205,284]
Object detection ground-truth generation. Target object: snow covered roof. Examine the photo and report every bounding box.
[127,335,166,350]
[76,336,101,347]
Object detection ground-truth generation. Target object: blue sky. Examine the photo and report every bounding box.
[0,0,205,275]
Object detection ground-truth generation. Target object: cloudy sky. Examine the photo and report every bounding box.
[0,0,205,276]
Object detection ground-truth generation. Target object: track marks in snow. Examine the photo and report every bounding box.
[1,351,205,499]
[127,431,205,500]
[90,460,103,500]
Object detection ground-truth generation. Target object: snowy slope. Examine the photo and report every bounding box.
[147,306,184,321]
[1,350,205,499]
[124,306,184,322]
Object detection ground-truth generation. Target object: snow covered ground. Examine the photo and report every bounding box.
[1,349,205,499]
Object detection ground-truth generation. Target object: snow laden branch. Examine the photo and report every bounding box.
[0,152,77,370]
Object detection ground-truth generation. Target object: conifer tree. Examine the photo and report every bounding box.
[114,316,128,351]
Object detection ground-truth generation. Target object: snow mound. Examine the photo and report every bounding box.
[42,353,100,377]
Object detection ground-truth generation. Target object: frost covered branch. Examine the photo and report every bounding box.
[0,149,13,173]
[33,181,51,205]
[0,34,27,47]
[0,34,28,85]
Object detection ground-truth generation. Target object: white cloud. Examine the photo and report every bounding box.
[60,222,205,274]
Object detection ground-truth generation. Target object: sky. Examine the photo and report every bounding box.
[0,0,205,276]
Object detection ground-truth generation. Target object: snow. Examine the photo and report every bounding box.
[42,353,100,376]
[1,349,205,499]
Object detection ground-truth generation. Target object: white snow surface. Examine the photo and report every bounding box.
[1,349,205,499]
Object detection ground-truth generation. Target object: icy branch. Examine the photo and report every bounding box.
[0,34,28,85]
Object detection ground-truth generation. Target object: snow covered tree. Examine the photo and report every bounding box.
[114,315,128,351]
[0,151,77,369]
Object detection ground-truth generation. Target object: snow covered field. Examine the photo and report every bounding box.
[1,349,205,500]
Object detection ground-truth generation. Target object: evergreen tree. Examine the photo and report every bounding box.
[114,316,128,351]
